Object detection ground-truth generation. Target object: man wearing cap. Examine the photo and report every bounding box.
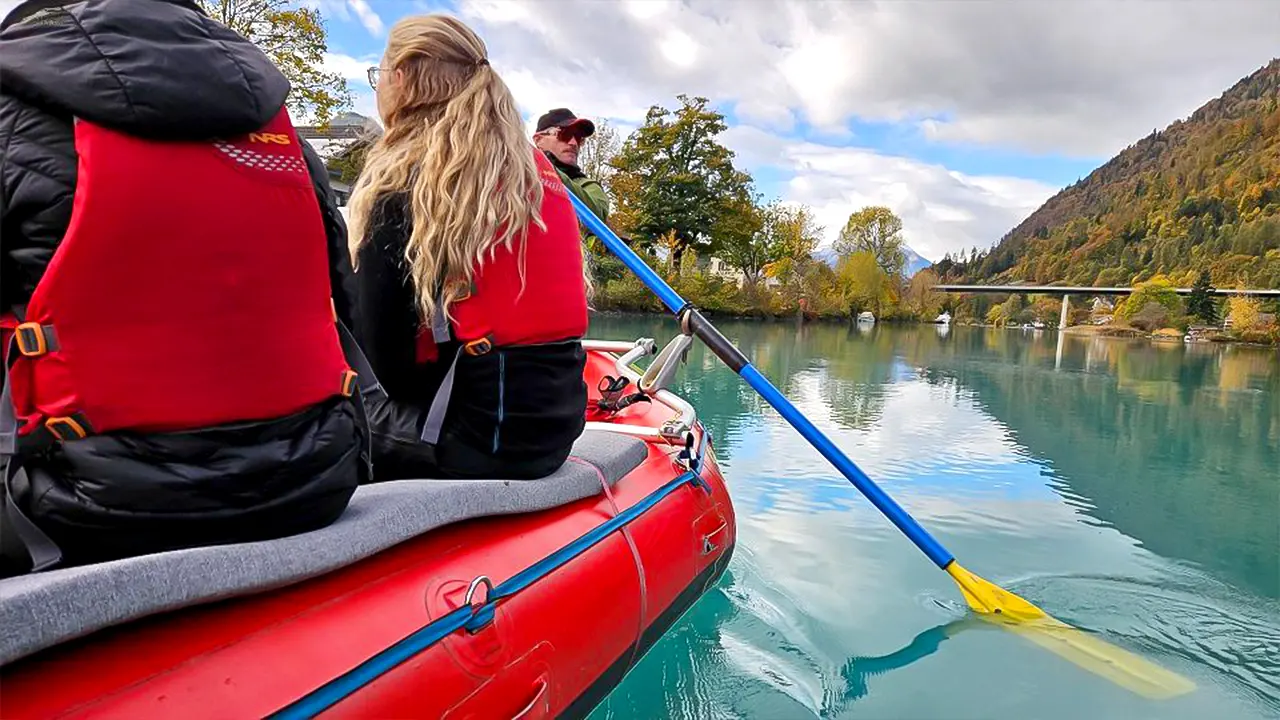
[534,108,609,231]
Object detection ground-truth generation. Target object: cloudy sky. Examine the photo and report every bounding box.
[4,1,1277,260]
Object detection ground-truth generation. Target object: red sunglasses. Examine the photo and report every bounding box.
[542,126,586,143]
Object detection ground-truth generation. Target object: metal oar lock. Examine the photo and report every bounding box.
[598,333,693,425]
[604,332,706,481]
[639,332,693,395]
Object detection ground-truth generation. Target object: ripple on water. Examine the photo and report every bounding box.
[631,563,1280,719]
[1014,571,1280,710]
[715,548,856,715]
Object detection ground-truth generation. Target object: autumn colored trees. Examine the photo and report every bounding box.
[939,59,1280,291]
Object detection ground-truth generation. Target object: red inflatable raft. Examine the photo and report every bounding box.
[0,337,735,719]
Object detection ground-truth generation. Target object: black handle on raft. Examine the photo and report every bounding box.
[680,308,749,374]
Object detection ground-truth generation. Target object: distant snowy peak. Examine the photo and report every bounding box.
[814,246,933,276]
[903,247,932,276]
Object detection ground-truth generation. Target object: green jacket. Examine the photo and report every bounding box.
[552,166,610,248]
[561,172,609,222]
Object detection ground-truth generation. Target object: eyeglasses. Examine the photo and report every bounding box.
[540,127,585,143]
[367,66,381,90]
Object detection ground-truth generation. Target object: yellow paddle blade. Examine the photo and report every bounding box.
[945,562,1197,700]
[945,561,1048,621]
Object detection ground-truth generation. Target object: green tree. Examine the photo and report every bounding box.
[714,191,768,286]
[986,294,1028,326]
[1129,302,1172,331]
[1186,269,1218,324]
[200,0,351,125]
[1029,296,1064,327]
[326,136,374,185]
[836,251,890,317]
[1117,275,1184,322]
[905,268,944,319]
[834,206,907,278]
[610,95,753,266]
[761,204,823,289]
[1226,293,1262,331]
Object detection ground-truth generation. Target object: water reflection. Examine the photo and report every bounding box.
[906,331,1279,599]
[589,315,1278,598]
[586,315,1280,718]
[591,574,975,720]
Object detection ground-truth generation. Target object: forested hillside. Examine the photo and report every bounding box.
[936,58,1280,289]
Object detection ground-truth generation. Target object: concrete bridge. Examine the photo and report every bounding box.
[934,284,1280,328]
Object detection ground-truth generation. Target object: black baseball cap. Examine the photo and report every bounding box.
[536,108,595,137]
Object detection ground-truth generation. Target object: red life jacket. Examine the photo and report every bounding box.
[416,150,588,361]
[4,109,353,444]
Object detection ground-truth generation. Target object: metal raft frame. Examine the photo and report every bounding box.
[581,338,696,442]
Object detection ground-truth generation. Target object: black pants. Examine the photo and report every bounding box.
[364,394,570,481]
[0,397,365,577]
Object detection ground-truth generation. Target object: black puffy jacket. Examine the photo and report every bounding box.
[0,0,357,324]
[0,0,367,574]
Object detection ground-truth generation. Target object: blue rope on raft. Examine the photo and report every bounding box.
[269,468,702,720]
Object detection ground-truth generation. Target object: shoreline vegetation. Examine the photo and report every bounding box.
[588,263,1280,346]
[566,94,1278,348]
[591,307,1279,348]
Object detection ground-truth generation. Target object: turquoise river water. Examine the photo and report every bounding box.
[584,316,1279,720]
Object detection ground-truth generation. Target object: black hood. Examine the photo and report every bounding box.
[0,0,290,139]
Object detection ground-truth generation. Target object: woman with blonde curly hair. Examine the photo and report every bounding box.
[348,14,588,480]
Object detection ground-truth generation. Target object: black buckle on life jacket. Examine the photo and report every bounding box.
[339,369,358,397]
[463,336,493,356]
[43,413,92,442]
[14,323,58,357]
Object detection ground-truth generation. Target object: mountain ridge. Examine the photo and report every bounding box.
[937,57,1280,289]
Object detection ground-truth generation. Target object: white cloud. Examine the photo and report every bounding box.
[312,0,1275,256]
[658,29,699,69]
[307,0,383,35]
[321,52,380,121]
[500,66,652,131]
[722,126,1056,260]
[320,43,1054,258]
[347,0,384,36]
[425,0,1276,254]
[451,0,1279,158]
[624,0,674,22]
[351,91,379,122]
[734,100,794,133]
[322,52,375,81]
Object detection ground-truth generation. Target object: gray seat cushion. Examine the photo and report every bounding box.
[0,430,647,667]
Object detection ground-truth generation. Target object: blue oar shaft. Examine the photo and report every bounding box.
[568,191,955,569]
[575,200,684,315]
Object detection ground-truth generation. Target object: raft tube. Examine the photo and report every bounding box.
[0,338,736,719]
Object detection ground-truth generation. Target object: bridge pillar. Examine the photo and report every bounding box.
[1059,294,1070,330]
